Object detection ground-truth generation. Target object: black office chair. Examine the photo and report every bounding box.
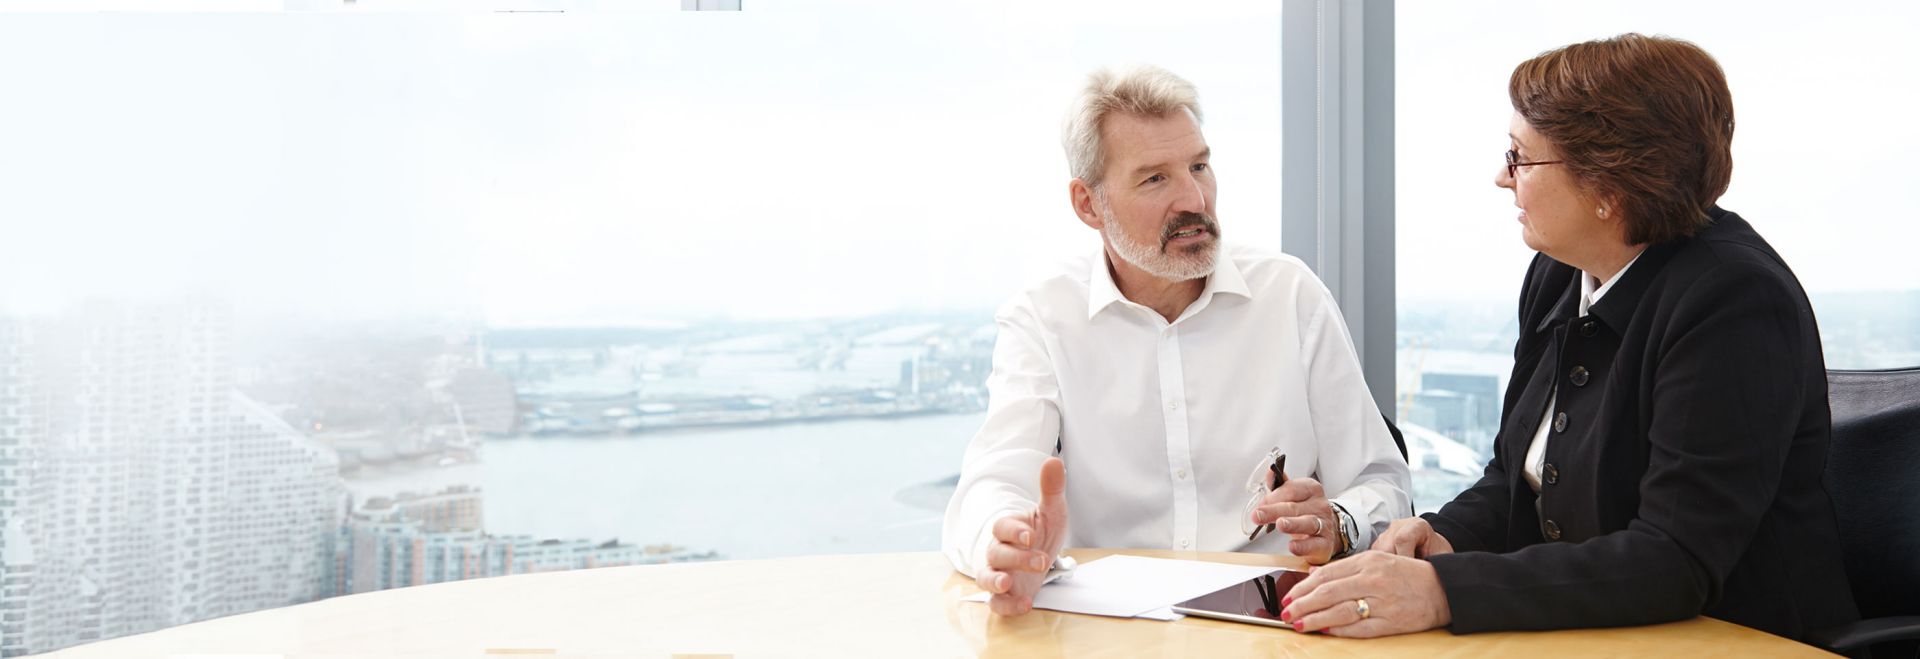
[1382,413,1408,464]
[1809,367,1920,659]
[1380,413,1412,517]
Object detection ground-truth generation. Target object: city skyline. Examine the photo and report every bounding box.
[0,283,1912,653]
[0,301,734,656]
[0,304,342,656]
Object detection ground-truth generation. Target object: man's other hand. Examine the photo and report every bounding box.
[974,457,1068,616]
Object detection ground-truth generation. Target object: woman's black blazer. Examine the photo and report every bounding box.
[1424,207,1859,641]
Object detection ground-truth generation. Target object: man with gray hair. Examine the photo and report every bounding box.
[942,65,1411,616]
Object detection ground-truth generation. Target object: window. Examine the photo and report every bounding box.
[1396,0,1920,512]
[0,2,1282,653]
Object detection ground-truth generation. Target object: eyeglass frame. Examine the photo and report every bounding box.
[1243,450,1287,542]
[1253,573,1281,615]
[1505,148,1563,180]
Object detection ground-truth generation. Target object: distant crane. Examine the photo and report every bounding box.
[1397,337,1429,422]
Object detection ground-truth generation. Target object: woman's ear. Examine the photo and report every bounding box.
[1586,188,1622,223]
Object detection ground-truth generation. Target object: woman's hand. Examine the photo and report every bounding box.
[1371,517,1455,558]
[1280,550,1452,638]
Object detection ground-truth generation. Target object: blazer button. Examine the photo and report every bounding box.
[1543,463,1559,485]
[1552,412,1568,433]
[1579,320,1599,337]
[1544,519,1563,540]
[1569,366,1590,387]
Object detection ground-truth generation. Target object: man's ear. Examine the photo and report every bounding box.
[1069,179,1102,231]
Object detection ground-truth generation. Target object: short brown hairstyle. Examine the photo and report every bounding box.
[1510,33,1735,244]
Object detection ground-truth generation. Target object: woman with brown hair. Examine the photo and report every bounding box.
[1267,33,1858,641]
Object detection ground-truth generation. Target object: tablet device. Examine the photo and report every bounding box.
[1169,567,1309,628]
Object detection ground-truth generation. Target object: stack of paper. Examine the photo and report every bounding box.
[962,555,1285,620]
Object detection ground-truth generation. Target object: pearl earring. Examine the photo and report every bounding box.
[1597,207,1610,218]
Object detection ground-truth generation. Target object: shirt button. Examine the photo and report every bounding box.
[1543,463,1560,485]
[1569,366,1590,387]
[1553,412,1568,433]
[1179,538,1190,548]
[1579,320,1599,337]
[1543,519,1563,541]
[1175,468,1187,480]
[1167,401,1179,410]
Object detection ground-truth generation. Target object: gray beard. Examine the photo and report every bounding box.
[1101,205,1219,282]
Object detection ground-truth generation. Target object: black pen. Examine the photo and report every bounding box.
[1266,454,1285,537]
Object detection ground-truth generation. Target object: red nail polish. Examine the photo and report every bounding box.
[1280,609,1291,622]
[1293,621,1305,632]
[1282,596,1293,607]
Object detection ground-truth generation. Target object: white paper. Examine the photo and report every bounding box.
[1135,606,1185,621]
[961,555,1283,619]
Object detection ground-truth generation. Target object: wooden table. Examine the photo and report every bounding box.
[47,549,1835,658]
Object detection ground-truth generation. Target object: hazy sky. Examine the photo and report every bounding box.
[1,1,1912,327]
[0,1,1282,326]
[1398,0,1920,305]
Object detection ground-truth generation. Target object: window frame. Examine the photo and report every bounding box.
[1280,0,1397,416]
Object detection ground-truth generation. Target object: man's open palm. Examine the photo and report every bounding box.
[977,457,1068,616]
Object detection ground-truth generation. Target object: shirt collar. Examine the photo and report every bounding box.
[1584,239,1674,333]
[1087,251,1128,318]
[1579,249,1645,316]
[1533,223,1692,335]
[1087,246,1251,320]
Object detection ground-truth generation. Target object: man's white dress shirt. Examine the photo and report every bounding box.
[942,242,1412,577]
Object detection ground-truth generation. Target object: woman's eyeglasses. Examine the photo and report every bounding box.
[1505,148,1563,179]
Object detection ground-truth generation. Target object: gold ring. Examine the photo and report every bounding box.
[1355,598,1371,620]
[1312,516,1325,536]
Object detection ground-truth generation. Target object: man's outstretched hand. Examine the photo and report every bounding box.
[974,457,1068,616]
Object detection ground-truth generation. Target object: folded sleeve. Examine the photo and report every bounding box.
[1296,278,1413,550]
[941,296,1066,578]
